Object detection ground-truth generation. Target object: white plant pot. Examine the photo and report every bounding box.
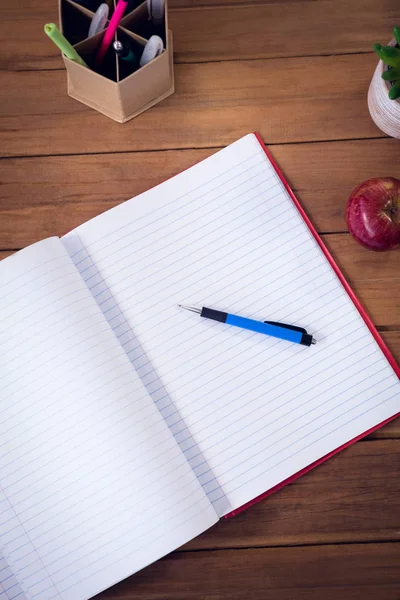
[368,39,400,139]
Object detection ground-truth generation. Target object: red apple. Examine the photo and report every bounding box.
[346,177,400,251]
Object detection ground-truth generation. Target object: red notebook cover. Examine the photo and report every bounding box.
[224,133,400,518]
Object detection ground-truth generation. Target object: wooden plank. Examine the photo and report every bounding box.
[378,331,400,369]
[0,0,396,70]
[95,543,400,599]
[2,139,400,237]
[170,0,397,64]
[350,280,400,327]
[324,235,400,328]
[0,0,61,71]
[172,0,327,5]
[181,440,400,550]
[0,53,382,158]
[368,417,400,438]
[366,330,400,439]
[172,0,376,7]
[0,149,209,246]
[327,237,400,283]
[270,138,400,232]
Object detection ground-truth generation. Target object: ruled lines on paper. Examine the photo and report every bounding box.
[1,547,28,600]
[64,134,400,514]
[0,238,217,600]
[63,234,231,517]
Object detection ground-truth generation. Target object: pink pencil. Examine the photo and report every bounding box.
[95,0,128,67]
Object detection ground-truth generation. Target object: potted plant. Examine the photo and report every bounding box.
[368,27,400,138]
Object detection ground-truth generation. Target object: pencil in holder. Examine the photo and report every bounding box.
[58,0,174,122]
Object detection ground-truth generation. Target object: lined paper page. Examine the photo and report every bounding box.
[62,233,231,517]
[0,238,217,600]
[64,134,400,515]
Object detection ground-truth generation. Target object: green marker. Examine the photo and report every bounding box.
[44,23,88,69]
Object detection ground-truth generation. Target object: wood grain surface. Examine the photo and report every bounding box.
[1,138,400,241]
[0,53,384,158]
[0,0,399,597]
[182,440,400,550]
[97,543,400,600]
[1,0,397,70]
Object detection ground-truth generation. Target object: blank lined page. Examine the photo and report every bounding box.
[64,134,400,515]
[0,238,217,600]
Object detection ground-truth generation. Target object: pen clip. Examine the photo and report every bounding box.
[264,321,307,334]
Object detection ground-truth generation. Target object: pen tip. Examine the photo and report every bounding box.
[177,304,182,308]
[311,338,317,345]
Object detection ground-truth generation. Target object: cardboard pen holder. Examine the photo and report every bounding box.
[59,0,174,122]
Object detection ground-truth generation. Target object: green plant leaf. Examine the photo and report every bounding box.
[382,67,400,81]
[393,26,400,45]
[373,43,400,67]
[389,80,400,100]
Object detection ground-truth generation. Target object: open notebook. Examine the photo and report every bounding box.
[1,134,399,600]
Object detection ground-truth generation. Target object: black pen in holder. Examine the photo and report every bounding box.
[113,36,139,80]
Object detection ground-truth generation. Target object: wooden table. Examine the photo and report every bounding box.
[1,0,400,598]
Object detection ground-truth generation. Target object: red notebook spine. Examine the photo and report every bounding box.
[224,133,400,518]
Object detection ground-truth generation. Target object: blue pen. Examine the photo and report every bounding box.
[178,305,316,347]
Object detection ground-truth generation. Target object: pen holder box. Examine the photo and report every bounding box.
[58,0,174,123]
